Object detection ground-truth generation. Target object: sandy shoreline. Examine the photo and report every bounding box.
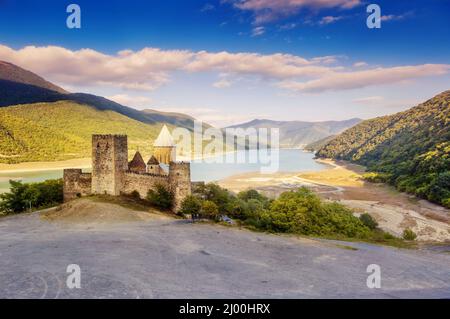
[0,158,91,173]
[0,150,237,173]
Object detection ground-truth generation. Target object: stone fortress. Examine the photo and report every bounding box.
[63,125,191,211]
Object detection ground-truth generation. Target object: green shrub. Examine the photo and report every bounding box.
[200,200,219,220]
[193,183,235,214]
[363,172,390,183]
[402,228,417,241]
[359,213,378,230]
[259,187,372,238]
[179,195,202,217]
[0,179,63,214]
[146,184,174,210]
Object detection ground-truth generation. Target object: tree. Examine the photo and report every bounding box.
[179,195,202,217]
[200,200,219,220]
[194,183,234,213]
[146,184,174,210]
[0,179,63,214]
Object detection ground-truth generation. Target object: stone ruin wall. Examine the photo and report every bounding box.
[63,169,92,201]
[122,171,170,199]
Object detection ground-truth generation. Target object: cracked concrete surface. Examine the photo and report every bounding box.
[0,212,449,298]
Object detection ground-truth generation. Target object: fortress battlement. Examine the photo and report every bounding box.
[92,134,127,138]
[125,170,169,178]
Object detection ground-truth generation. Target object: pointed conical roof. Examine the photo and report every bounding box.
[147,155,159,165]
[154,125,174,147]
[129,151,146,169]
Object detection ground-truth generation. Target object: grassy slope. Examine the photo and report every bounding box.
[0,101,165,163]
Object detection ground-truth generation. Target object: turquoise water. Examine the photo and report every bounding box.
[0,149,326,192]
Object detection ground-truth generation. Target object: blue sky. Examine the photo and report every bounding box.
[0,0,449,126]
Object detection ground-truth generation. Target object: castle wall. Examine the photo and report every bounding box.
[64,133,192,213]
[169,162,192,212]
[91,135,128,195]
[122,171,170,199]
[63,169,92,202]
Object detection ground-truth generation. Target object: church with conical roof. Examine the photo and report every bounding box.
[153,125,176,164]
[63,126,191,212]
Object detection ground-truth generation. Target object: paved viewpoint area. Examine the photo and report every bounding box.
[0,211,449,298]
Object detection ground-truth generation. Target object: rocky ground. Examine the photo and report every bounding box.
[0,199,449,298]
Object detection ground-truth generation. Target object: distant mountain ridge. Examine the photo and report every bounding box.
[316,90,450,208]
[0,61,213,163]
[0,60,200,130]
[0,61,67,94]
[227,118,361,148]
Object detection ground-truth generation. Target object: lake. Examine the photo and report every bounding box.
[0,149,327,193]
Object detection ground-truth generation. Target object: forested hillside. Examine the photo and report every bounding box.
[304,135,336,152]
[0,101,165,163]
[316,91,450,207]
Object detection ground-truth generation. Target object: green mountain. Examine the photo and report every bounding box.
[0,61,213,163]
[0,60,199,130]
[316,90,450,207]
[226,118,361,148]
[0,101,166,163]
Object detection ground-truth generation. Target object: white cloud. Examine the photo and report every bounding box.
[352,96,384,104]
[106,94,152,108]
[213,79,232,88]
[252,26,265,36]
[0,44,448,95]
[279,22,297,30]
[319,16,344,25]
[184,50,333,78]
[353,61,368,68]
[381,11,413,22]
[0,45,192,91]
[231,0,361,24]
[277,64,450,93]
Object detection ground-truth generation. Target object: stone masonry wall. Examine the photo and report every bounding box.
[91,135,128,195]
[168,162,191,212]
[122,171,170,199]
[63,169,92,202]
